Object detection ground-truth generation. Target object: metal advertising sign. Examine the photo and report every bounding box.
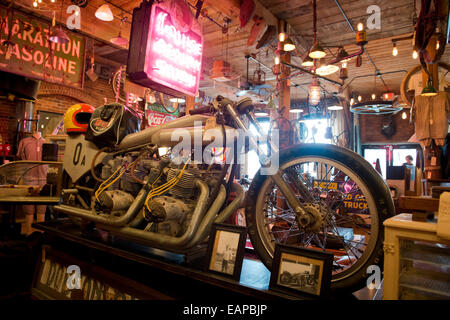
[32,247,170,300]
[0,6,86,88]
[313,180,368,212]
[146,103,178,127]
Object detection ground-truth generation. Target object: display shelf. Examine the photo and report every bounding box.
[401,242,450,267]
[399,268,450,299]
[31,219,303,300]
[383,213,450,300]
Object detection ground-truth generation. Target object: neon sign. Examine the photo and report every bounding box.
[143,4,203,97]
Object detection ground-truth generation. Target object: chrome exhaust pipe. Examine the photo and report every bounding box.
[98,179,213,251]
[54,183,150,227]
[183,182,244,249]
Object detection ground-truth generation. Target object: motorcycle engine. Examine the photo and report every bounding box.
[97,152,212,237]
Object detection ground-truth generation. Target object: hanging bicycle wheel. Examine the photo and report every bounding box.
[350,100,402,115]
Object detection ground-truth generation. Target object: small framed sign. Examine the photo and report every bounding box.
[269,244,333,299]
[205,223,247,281]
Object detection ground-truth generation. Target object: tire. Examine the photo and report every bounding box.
[245,143,394,293]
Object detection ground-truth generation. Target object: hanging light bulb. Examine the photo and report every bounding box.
[278,32,286,42]
[350,98,355,105]
[33,1,38,7]
[372,93,376,100]
[436,40,440,50]
[412,50,418,59]
[38,0,42,3]
[309,78,321,105]
[402,111,407,119]
[358,95,362,102]
[355,22,367,45]
[341,60,348,68]
[392,42,398,56]
[51,0,55,2]
[95,4,114,21]
[274,55,280,65]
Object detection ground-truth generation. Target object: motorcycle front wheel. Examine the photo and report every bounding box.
[245,144,394,293]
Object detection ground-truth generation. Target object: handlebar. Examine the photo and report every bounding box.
[189,105,215,115]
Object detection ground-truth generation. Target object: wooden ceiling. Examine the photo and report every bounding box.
[9,0,450,102]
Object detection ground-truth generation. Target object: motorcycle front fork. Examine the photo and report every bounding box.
[225,104,314,229]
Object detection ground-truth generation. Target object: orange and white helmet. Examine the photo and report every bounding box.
[64,103,95,133]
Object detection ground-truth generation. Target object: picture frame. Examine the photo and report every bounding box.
[269,244,333,299]
[205,223,247,281]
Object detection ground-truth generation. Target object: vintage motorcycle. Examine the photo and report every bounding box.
[56,95,394,293]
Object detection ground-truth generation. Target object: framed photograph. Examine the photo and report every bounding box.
[205,223,247,281]
[269,244,333,299]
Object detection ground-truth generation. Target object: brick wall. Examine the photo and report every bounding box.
[360,111,415,143]
[0,100,18,144]
[35,77,117,116]
[0,76,116,149]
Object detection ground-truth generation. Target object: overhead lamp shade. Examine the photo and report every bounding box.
[309,42,326,59]
[254,110,269,116]
[289,107,304,113]
[337,48,350,61]
[283,37,296,51]
[315,63,339,76]
[110,32,129,46]
[328,105,343,110]
[301,55,314,67]
[421,79,438,96]
[49,27,69,44]
[95,4,114,21]
[169,98,186,103]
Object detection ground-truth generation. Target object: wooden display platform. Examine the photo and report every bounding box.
[31,219,304,300]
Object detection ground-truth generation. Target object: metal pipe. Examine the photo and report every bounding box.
[105,0,133,16]
[342,70,408,90]
[98,179,210,250]
[327,46,364,65]
[75,185,95,193]
[62,189,78,195]
[184,182,244,249]
[282,62,343,86]
[248,55,273,72]
[183,184,227,248]
[118,114,210,150]
[332,0,387,88]
[214,183,245,224]
[54,183,151,227]
[333,0,355,32]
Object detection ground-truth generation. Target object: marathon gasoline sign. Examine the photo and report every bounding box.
[0,6,85,88]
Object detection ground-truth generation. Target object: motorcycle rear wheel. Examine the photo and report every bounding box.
[245,144,394,293]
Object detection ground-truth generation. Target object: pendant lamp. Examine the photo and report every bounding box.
[96,4,114,21]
